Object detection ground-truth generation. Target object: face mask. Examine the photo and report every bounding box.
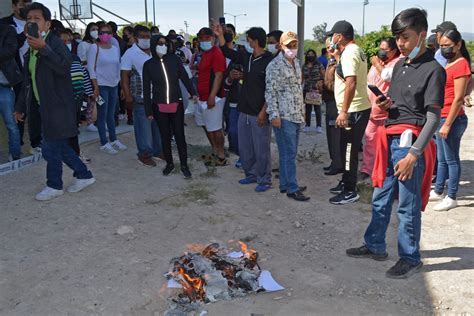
[245,42,254,54]
[440,46,456,60]
[40,31,47,38]
[156,44,167,57]
[407,33,422,61]
[224,32,234,43]
[330,35,339,50]
[137,38,151,50]
[152,32,160,36]
[99,34,112,43]
[200,41,212,51]
[377,50,388,61]
[306,55,316,62]
[284,48,297,59]
[267,44,277,54]
[90,30,99,40]
[19,7,28,19]
[75,39,82,44]
[66,43,72,51]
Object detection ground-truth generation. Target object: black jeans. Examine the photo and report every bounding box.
[340,108,370,191]
[325,99,343,170]
[305,104,322,127]
[153,103,187,167]
[28,97,42,148]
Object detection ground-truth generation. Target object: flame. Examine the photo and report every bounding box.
[173,267,205,301]
[238,241,256,259]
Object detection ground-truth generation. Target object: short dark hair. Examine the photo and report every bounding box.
[321,48,327,55]
[150,26,159,33]
[12,0,31,5]
[247,27,267,48]
[123,26,134,34]
[57,29,70,37]
[133,25,150,38]
[226,23,236,34]
[198,27,213,37]
[392,8,428,35]
[267,30,283,41]
[26,2,51,21]
[107,21,118,33]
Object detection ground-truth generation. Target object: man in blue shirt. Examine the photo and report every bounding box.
[317,47,328,69]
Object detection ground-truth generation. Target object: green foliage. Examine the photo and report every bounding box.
[355,25,392,63]
[303,39,324,56]
[466,41,474,63]
[312,22,328,44]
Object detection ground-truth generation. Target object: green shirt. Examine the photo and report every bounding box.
[28,48,39,104]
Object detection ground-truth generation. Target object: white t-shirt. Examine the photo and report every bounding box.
[87,44,121,87]
[120,44,151,97]
[77,41,92,63]
[13,17,28,66]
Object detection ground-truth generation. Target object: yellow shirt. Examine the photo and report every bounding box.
[334,43,370,113]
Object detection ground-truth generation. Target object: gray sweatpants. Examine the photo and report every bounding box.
[238,113,272,185]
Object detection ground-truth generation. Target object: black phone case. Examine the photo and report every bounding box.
[27,23,39,38]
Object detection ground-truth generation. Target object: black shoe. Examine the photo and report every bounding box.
[330,190,360,205]
[325,168,344,176]
[346,245,388,261]
[330,181,345,194]
[280,186,307,194]
[271,168,279,172]
[386,259,423,279]
[323,165,332,171]
[287,190,310,202]
[163,164,175,176]
[127,118,134,125]
[181,166,192,179]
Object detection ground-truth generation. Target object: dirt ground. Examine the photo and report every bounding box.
[0,108,473,316]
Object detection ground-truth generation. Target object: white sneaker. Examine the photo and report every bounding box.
[86,124,98,132]
[111,140,127,151]
[429,189,444,201]
[100,143,118,155]
[316,126,323,134]
[67,177,96,193]
[303,126,311,133]
[79,153,91,164]
[433,196,458,212]
[35,187,64,201]
[118,114,126,121]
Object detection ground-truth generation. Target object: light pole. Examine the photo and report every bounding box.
[153,0,156,26]
[184,20,189,34]
[392,0,396,18]
[362,0,369,36]
[224,12,247,31]
[442,0,447,21]
[144,0,148,25]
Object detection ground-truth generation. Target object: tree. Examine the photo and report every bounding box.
[355,25,392,68]
[312,22,327,44]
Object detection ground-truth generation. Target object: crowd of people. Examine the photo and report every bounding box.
[0,1,472,278]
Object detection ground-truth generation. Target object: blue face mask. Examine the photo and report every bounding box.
[407,33,423,61]
[245,42,254,54]
[330,35,339,50]
[200,41,212,51]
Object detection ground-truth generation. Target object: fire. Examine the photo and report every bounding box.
[239,241,258,263]
[173,267,205,301]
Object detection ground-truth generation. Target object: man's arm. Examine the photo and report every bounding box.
[32,36,72,76]
[341,76,357,112]
[265,64,280,125]
[120,70,133,108]
[0,26,18,63]
[207,71,223,108]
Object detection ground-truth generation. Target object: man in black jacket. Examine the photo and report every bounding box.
[0,23,22,161]
[14,3,95,201]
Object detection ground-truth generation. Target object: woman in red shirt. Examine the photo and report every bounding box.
[430,30,471,211]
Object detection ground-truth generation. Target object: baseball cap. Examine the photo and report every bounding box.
[326,20,354,38]
[431,21,457,33]
[280,31,298,46]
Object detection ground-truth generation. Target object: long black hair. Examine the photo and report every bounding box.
[83,22,98,43]
[304,49,318,65]
[441,29,471,65]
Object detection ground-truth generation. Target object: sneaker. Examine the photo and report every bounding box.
[235,159,242,169]
[429,189,444,201]
[330,181,344,194]
[330,190,360,205]
[346,245,388,261]
[303,126,311,133]
[433,196,458,212]
[86,124,98,132]
[79,153,91,164]
[316,126,323,134]
[29,146,42,155]
[100,143,118,155]
[386,259,423,279]
[138,155,157,168]
[280,186,307,194]
[287,190,310,202]
[111,140,127,151]
[239,177,257,185]
[255,184,272,193]
[67,177,96,193]
[163,164,175,176]
[35,186,64,201]
[181,165,192,179]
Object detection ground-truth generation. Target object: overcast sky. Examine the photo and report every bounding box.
[40,0,473,38]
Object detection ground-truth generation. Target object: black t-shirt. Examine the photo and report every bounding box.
[386,51,446,127]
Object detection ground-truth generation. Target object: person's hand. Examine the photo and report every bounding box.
[13,112,24,123]
[271,117,281,128]
[125,95,134,109]
[376,95,392,111]
[120,90,125,100]
[26,34,46,50]
[256,111,268,127]
[394,152,418,181]
[371,56,381,66]
[464,95,472,107]
[147,115,154,121]
[207,96,216,109]
[336,111,349,128]
[93,87,100,99]
[212,22,224,37]
[229,69,242,81]
[439,123,451,139]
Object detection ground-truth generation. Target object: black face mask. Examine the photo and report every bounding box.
[306,55,316,62]
[377,50,389,61]
[440,46,456,60]
[19,7,28,19]
[224,32,234,43]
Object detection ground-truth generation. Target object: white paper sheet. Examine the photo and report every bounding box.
[258,270,285,292]
[167,279,183,289]
[227,251,244,258]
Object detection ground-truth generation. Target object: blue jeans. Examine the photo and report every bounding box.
[364,137,425,265]
[42,138,93,190]
[133,105,162,157]
[273,119,300,193]
[228,107,239,155]
[97,85,118,146]
[435,115,468,199]
[0,85,21,158]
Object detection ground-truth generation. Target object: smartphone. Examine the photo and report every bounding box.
[368,84,387,101]
[27,22,39,38]
[96,96,105,106]
[219,17,226,27]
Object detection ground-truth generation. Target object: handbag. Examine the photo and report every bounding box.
[157,102,179,113]
[305,89,322,105]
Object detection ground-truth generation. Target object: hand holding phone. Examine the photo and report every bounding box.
[27,22,39,38]
[368,84,387,101]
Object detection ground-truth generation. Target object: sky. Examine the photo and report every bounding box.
[39,0,473,38]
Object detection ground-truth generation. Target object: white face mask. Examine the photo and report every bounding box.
[156,44,167,57]
[66,43,72,51]
[90,30,99,40]
[284,48,298,59]
[267,44,277,54]
[245,42,254,54]
[137,38,151,50]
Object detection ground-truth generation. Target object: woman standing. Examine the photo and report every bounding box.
[143,35,196,178]
[87,23,127,155]
[430,30,471,211]
[302,49,325,133]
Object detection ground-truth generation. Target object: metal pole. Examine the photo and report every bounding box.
[442,0,447,21]
[269,0,279,32]
[362,3,366,36]
[297,0,304,61]
[153,0,156,26]
[92,3,134,24]
[392,0,395,18]
[208,0,224,26]
[145,0,148,25]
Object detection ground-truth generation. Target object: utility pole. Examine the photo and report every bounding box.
[442,0,447,21]
[392,0,396,18]
[144,0,148,25]
[224,12,246,31]
[184,20,189,34]
[297,0,304,61]
[153,0,156,26]
[362,0,369,36]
